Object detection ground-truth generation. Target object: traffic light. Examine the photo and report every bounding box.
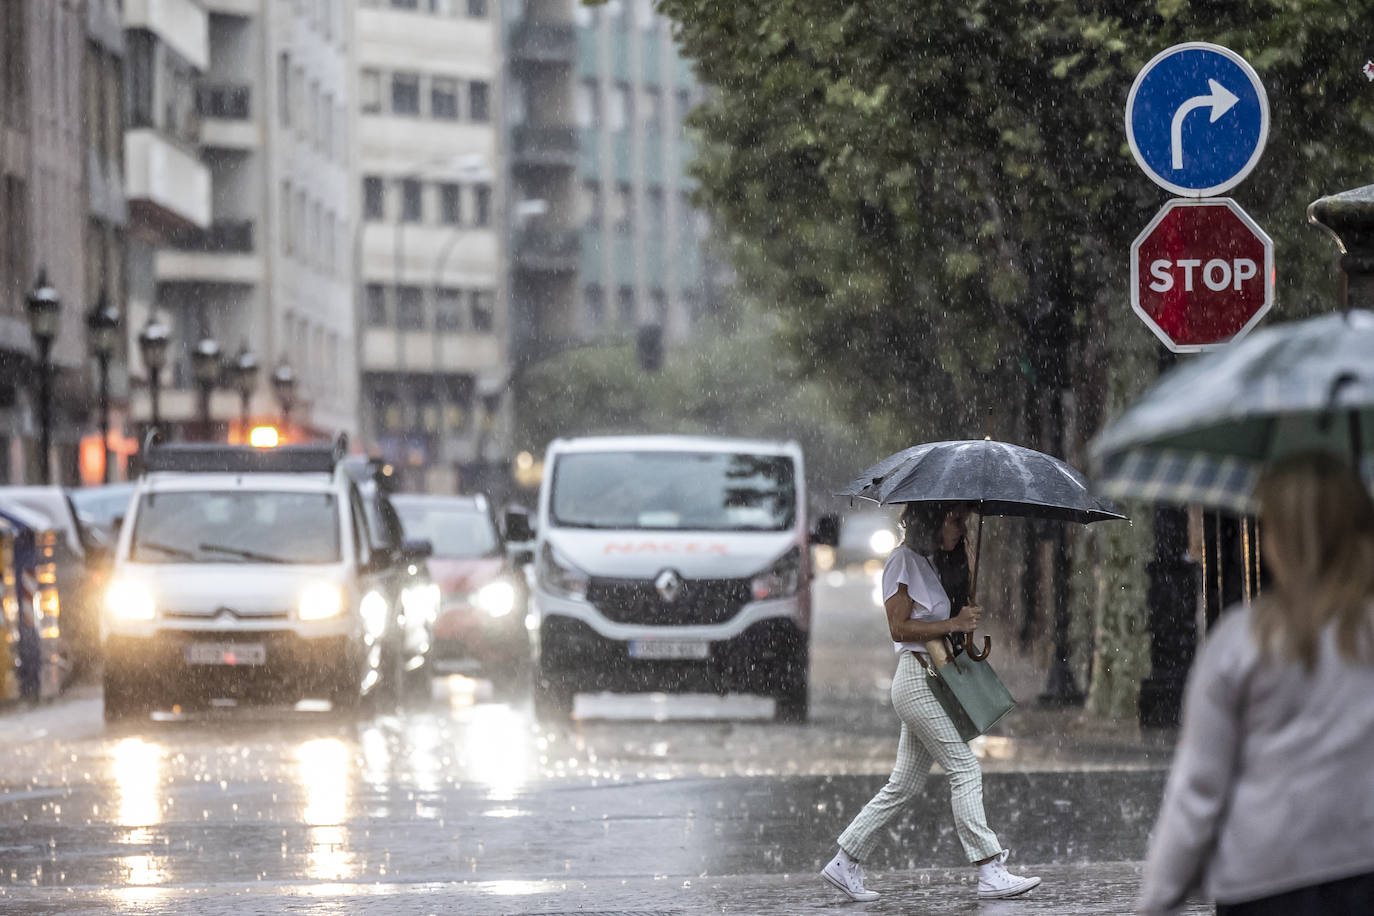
[637,323,663,372]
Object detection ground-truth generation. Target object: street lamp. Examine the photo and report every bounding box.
[85,291,120,482]
[25,269,61,484]
[271,360,297,427]
[192,336,221,442]
[230,346,259,443]
[137,315,170,438]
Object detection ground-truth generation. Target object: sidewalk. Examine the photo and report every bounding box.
[0,863,1208,915]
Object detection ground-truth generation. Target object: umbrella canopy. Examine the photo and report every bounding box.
[838,439,1126,523]
[1089,309,1374,514]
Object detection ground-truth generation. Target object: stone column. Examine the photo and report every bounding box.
[1307,184,1374,311]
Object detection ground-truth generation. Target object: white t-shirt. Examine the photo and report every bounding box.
[881,545,951,655]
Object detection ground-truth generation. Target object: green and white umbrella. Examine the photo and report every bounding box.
[1089,309,1373,515]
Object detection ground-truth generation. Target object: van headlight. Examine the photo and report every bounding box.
[475,578,517,618]
[751,547,801,601]
[536,543,589,600]
[106,579,156,621]
[299,583,344,621]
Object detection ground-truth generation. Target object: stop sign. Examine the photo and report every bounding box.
[1130,198,1274,352]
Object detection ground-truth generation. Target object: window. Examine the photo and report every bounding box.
[365,285,388,326]
[322,93,334,155]
[640,87,662,133]
[439,183,461,225]
[281,181,293,254]
[574,80,599,129]
[650,288,668,323]
[617,287,636,325]
[401,179,422,222]
[609,83,629,131]
[295,190,307,255]
[397,286,425,329]
[308,79,320,143]
[466,0,488,16]
[473,185,491,227]
[580,181,601,228]
[278,53,291,126]
[584,284,605,328]
[468,81,490,122]
[436,289,464,330]
[645,187,664,230]
[613,183,632,233]
[363,177,384,220]
[360,69,381,113]
[431,77,459,120]
[391,72,420,115]
[471,291,494,332]
[292,65,306,130]
[390,0,419,8]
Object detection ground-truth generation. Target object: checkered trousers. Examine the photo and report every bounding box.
[837,651,1003,864]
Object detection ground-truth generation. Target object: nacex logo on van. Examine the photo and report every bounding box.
[604,542,729,555]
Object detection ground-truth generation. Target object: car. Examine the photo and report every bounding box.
[832,507,901,569]
[516,435,838,722]
[389,493,529,688]
[100,438,432,720]
[68,482,135,543]
[0,486,111,678]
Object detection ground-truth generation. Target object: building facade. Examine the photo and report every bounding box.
[129,0,359,445]
[355,0,508,494]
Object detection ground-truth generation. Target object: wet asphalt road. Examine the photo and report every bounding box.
[0,569,1204,914]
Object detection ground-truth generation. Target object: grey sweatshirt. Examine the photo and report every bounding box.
[1138,604,1374,913]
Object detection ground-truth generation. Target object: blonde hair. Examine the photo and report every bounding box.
[1252,451,1374,669]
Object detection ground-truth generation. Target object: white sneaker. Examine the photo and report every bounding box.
[977,849,1041,899]
[821,851,880,902]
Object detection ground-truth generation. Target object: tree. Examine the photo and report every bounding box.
[646,0,1374,715]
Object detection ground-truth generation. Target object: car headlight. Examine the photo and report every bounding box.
[106,579,156,621]
[751,547,802,600]
[536,543,589,600]
[869,528,897,556]
[475,578,517,618]
[299,583,344,621]
[401,582,440,622]
[360,590,388,640]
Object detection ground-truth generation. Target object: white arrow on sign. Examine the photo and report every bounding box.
[1170,78,1240,170]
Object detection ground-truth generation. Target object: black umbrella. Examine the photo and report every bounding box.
[839,439,1125,658]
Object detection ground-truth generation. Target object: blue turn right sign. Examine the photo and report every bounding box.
[1126,42,1269,197]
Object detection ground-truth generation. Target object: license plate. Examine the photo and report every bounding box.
[628,639,709,660]
[186,642,266,666]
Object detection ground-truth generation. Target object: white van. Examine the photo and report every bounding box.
[511,435,838,721]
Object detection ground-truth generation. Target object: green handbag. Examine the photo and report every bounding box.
[920,636,1017,742]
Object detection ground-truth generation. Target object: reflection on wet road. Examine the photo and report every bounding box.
[0,571,1187,913]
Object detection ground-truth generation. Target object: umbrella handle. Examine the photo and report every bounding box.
[965,632,991,661]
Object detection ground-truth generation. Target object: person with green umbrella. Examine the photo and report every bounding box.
[1138,451,1374,915]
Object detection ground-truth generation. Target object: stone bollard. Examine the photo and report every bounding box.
[1307,183,1374,311]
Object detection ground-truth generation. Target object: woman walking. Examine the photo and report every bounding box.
[1139,451,1374,915]
[821,502,1040,903]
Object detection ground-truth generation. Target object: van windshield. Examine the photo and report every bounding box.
[551,451,796,531]
[130,491,341,564]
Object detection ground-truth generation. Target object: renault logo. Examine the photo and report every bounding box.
[654,569,683,604]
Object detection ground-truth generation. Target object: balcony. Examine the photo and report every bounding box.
[156,220,258,285]
[124,128,212,233]
[514,228,581,274]
[509,21,575,65]
[512,125,578,170]
[197,83,258,149]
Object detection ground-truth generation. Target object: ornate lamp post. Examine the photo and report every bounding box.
[191,336,222,442]
[85,291,120,482]
[137,315,170,438]
[25,269,61,484]
[271,361,297,428]
[230,346,259,442]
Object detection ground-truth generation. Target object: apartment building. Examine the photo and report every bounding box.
[0,0,128,484]
[507,0,712,367]
[356,0,507,494]
[133,0,358,443]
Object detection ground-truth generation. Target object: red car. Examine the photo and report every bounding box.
[389,494,529,684]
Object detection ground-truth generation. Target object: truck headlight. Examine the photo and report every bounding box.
[751,547,801,600]
[106,579,156,621]
[299,583,344,621]
[475,578,517,618]
[536,543,589,600]
[360,590,388,640]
